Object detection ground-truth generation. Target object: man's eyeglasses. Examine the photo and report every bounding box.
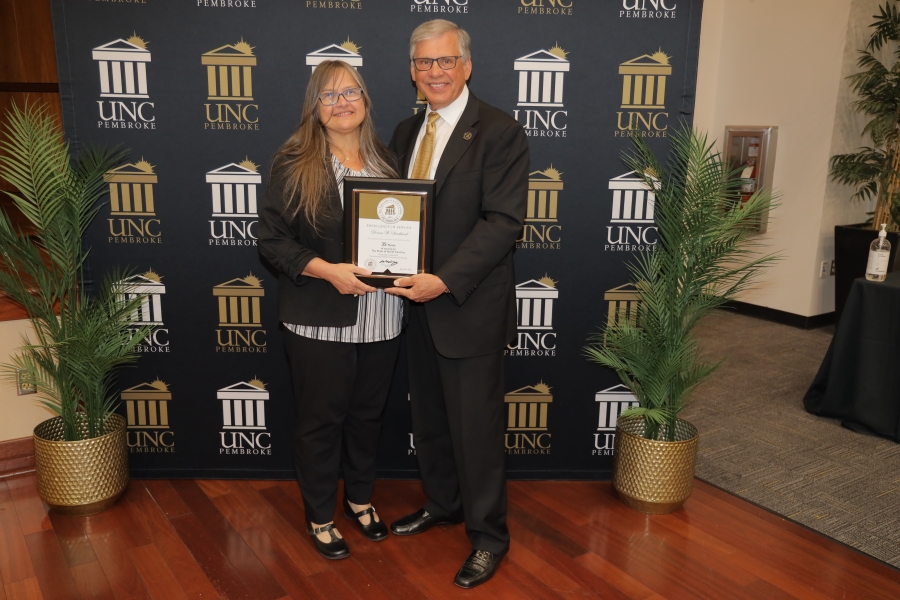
[317,87,364,106]
[411,56,462,71]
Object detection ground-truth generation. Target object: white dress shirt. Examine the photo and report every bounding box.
[407,85,470,180]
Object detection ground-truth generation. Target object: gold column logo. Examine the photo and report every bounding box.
[203,39,259,130]
[616,50,671,137]
[214,274,267,352]
[518,167,563,250]
[505,382,553,431]
[306,39,362,72]
[122,379,175,453]
[505,382,553,454]
[105,159,157,216]
[214,274,263,327]
[105,159,161,243]
[605,283,643,329]
[619,50,671,109]
[202,39,256,101]
[527,166,562,223]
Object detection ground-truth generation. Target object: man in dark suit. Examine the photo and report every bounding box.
[386,19,529,589]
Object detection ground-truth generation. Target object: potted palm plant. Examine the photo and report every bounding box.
[585,126,777,514]
[0,102,151,515]
[830,2,900,322]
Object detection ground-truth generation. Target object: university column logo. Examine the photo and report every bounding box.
[116,270,169,352]
[203,39,259,131]
[213,274,266,352]
[207,158,260,246]
[218,379,271,455]
[513,45,569,137]
[93,35,155,129]
[306,39,362,72]
[122,379,174,453]
[605,283,643,329]
[505,382,553,454]
[616,51,671,137]
[506,276,558,357]
[518,0,573,16]
[606,171,658,251]
[593,385,639,455]
[105,159,161,244]
[518,166,562,250]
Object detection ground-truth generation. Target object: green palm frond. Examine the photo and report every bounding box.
[0,100,145,441]
[585,125,779,441]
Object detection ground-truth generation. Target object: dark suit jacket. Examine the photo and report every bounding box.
[258,158,360,327]
[389,92,529,358]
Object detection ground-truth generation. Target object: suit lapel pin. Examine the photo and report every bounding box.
[463,132,472,140]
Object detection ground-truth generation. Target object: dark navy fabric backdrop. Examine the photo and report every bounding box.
[49,0,702,479]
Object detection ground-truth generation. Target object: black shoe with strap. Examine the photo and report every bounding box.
[453,549,505,589]
[306,522,350,560]
[343,498,388,542]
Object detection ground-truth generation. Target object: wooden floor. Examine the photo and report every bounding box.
[0,476,898,600]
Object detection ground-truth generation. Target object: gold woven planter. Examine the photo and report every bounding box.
[33,414,129,516]
[612,416,699,514]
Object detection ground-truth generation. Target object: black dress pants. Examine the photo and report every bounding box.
[406,304,509,555]
[284,330,400,525]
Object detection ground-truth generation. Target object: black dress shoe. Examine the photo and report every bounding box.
[306,522,349,560]
[454,550,504,589]
[343,498,388,542]
[390,508,464,536]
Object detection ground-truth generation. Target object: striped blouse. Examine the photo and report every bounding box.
[284,156,404,344]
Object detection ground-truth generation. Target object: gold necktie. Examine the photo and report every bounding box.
[410,112,441,180]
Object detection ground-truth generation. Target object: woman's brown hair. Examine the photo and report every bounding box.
[272,60,396,226]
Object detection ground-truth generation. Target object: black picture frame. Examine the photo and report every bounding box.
[342,177,436,288]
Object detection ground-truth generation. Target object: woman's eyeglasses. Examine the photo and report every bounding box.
[318,87,364,106]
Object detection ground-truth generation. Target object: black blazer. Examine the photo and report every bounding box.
[389,92,529,358]
[258,158,360,327]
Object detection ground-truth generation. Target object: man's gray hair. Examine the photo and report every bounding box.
[409,19,471,62]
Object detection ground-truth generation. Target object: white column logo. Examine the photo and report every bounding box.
[608,171,656,223]
[306,39,362,72]
[515,276,559,330]
[93,37,151,99]
[218,380,269,430]
[514,45,570,107]
[206,160,261,218]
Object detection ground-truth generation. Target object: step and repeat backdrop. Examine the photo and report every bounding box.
[50,0,702,479]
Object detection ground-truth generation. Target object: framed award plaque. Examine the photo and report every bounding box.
[343,177,436,288]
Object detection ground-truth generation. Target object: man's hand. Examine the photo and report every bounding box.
[386,274,448,302]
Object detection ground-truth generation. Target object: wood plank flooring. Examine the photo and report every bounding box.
[0,475,897,599]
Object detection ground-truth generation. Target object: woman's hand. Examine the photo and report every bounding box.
[303,258,376,295]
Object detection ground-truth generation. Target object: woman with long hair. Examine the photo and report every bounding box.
[259,60,401,560]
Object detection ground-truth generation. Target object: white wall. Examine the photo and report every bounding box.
[0,319,54,441]
[694,0,876,317]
